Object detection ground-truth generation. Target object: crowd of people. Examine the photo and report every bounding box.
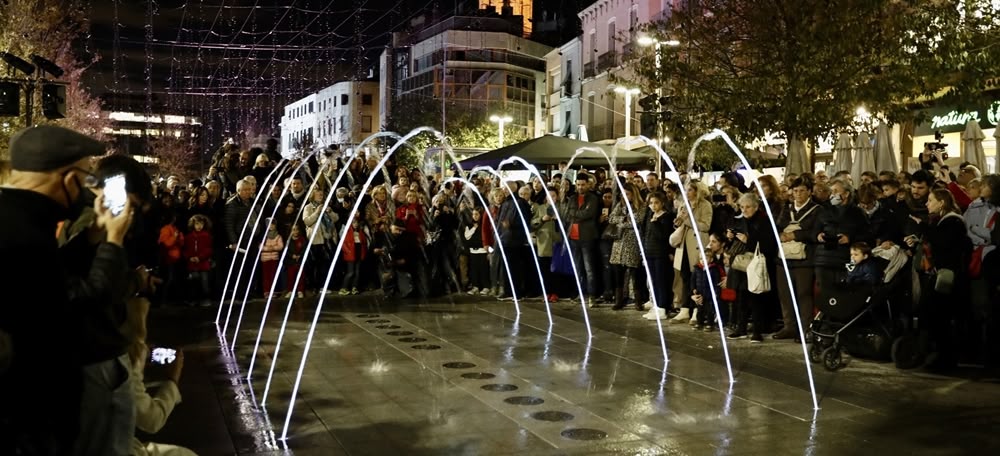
[182,142,998,372]
[3,124,998,454]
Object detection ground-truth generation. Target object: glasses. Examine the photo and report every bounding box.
[69,167,99,188]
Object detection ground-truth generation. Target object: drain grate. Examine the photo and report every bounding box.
[397,337,426,343]
[385,331,413,336]
[356,314,379,318]
[375,325,401,329]
[365,319,391,324]
[442,362,476,369]
[560,428,608,440]
[411,344,442,350]
[504,396,544,406]
[530,411,575,422]
[481,384,518,392]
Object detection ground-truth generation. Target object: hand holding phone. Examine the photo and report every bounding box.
[103,174,128,217]
[151,347,177,365]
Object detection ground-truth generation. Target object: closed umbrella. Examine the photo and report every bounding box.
[833,132,853,175]
[851,132,875,185]
[784,136,809,176]
[962,120,987,171]
[873,122,898,173]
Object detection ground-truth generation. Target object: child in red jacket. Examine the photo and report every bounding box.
[184,214,214,307]
[340,214,368,295]
[158,213,185,304]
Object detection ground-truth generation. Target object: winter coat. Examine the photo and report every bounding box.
[365,199,394,233]
[673,199,713,271]
[923,212,972,275]
[692,254,725,298]
[223,195,252,247]
[183,230,212,272]
[341,225,368,262]
[774,200,822,268]
[260,234,284,262]
[395,203,425,240]
[287,236,307,265]
[845,258,881,285]
[463,222,487,254]
[858,201,903,248]
[608,202,641,268]
[811,201,866,269]
[498,196,532,246]
[531,202,561,258]
[965,198,999,251]
[303,201,338,246]
[559,191,601,242]
[641,210,674,258]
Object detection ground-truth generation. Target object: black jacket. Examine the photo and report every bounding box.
[775,200,823,268]
[641,210,675,258]
[498,196,532,246]
[0,189,81,453]
[811,202,866,268]
[224,195,253,246]
[559,191,601,242]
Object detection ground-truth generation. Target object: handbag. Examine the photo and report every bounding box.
[747,244,771,294]
[720,288,737,302]
[731,252,754,272]
[669,226,686,248]
[934,268,955,294]
[779,205,817,261]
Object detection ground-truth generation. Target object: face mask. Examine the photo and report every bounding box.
[829,194,843,206]
[863,202,879,216]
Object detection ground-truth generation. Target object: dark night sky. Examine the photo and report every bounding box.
[81,0,582,141]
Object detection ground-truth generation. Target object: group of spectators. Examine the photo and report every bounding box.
[189,141,998,373]
[1,126,194,455]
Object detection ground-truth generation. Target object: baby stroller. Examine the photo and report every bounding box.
[809,247,911,371]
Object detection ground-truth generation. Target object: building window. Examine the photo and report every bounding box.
[607,21,616,54]
[362,94,373,105]
[339,116,344,131]
[589,32,597,62]
[309,102,314,113]
[630,7,638,36]
[362,115,372,132]
[341,94,349,105]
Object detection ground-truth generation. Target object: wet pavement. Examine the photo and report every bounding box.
[146,294,1000,455]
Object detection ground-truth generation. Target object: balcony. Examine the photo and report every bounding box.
[597,51,618,72]
[583,61,596,79]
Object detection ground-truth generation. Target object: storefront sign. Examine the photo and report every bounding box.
[915,98,1000,136]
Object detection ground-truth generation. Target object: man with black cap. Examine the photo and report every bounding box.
[0,125,133,455]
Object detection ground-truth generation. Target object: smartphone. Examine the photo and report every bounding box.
[103,174,128,216]
[151,347,177,365]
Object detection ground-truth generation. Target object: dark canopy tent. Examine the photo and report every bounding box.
[458,135,651,170]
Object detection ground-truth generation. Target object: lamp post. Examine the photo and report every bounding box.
[637,36,680,177]
[613,86,641,141]
[490,114,512,148]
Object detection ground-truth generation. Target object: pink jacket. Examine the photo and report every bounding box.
[261,235,284,262]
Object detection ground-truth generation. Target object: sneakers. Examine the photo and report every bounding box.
[467,287,480,295]
[703,325,715,333]
[480,289,491,296]
[750,333,764,343]
[726,330,748,339]
[692,324,703,331]
[338,289,350,296]
[297,291,304,298]
[351,288,359,295]
[670,308,690,323]
[643,307,667,320]
[688,309,699,326]
[283,292,292,299]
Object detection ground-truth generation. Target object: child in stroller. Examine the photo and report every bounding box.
[810,243,909,371]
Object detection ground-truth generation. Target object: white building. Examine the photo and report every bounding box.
[279,94,318,155]
[571,0,674,142]
[544,37,582,138]
[279,81,379,154]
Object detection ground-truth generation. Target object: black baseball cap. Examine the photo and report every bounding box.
[9,125,106,172]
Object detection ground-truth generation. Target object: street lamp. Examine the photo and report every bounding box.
[637,36,680,177]
[490,114,513,148]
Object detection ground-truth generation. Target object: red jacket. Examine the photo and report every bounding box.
[158,224,184,265]
[481,206,498,247]
[183,229,213,272]
[947,182,972,212]
[341,225,368,262]
[395,203,425,239]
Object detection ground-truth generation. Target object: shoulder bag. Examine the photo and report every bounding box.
[779,205,819,261]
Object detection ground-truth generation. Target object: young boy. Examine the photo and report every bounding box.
[845,242,880,285]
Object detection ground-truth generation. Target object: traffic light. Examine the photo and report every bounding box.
[0,82,19,116]
[640,112,657,138]
[638,94,657,111]
[41,83,66,119]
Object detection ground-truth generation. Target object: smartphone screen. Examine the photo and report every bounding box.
[103,174,128,216]
[151,347,177,365]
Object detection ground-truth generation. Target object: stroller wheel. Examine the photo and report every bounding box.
[808,342,824,363]
[891,335,923,370]
[822,347,844,371]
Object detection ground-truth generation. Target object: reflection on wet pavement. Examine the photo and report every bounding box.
[149,295,1000,455]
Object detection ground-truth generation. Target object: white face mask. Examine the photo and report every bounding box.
[829,194,843,206]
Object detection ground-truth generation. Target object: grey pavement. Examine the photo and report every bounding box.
[145,294,1000,455]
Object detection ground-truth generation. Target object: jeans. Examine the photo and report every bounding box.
[647,256,674,309]
[343,261,361,290]
[569,239,598,297]
[73,354,135,456]
[189,270,211,302]
[599,240,614,297]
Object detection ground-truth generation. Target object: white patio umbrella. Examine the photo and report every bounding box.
[962,120,987,171]
[851,132,875,185]
[784,136,809,176]
[873,122,898,173]
[833,132,853,175]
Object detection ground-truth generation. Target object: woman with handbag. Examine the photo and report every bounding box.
[726,193,778,342]
[773,177,823,340]
[609,183,645,311]
[669,181,713,325]
[906,188,972,370]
